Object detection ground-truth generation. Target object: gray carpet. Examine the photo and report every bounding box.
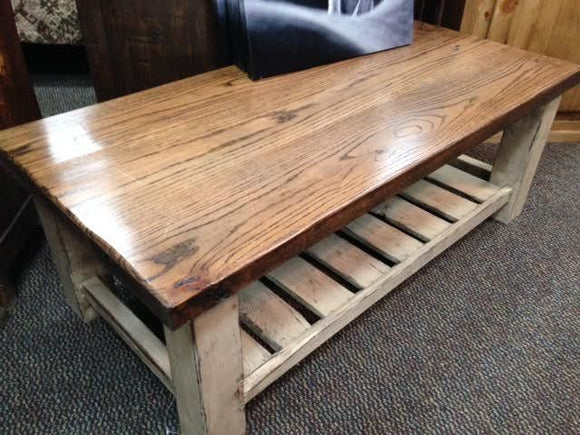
[1,76,579,434]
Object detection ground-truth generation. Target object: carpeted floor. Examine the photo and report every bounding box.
[1,75,579,434]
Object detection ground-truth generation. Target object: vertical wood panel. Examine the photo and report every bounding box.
[487,0,517,43]
[462,0,580,112]
[416,0,467,31]
[460,0,496,38]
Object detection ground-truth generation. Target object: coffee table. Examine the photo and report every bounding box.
[1,23,578,434]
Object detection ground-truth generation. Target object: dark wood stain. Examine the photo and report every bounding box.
[75,0,228,101]
[0,0,40,294]
[0,0,40,128]
[0,23,578,329]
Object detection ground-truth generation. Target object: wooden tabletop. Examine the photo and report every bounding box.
[1,23,578,328]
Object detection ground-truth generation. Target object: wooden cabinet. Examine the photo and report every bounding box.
[75,0,229,101]
[0,0,40,128]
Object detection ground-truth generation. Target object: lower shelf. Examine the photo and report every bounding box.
[82,156,510,403]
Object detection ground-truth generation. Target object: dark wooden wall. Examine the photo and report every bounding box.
[0,0,40,128]
[415,0,467,31]
[75,0,229,101]
[0,0,39,246]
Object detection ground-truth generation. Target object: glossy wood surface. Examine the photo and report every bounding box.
[0,23,578,328]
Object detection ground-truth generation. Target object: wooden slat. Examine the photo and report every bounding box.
[244,186,512,402]
[83,277,173,392]
[345,214,424,263]
[306,234,390,289]
[241,330,272,376]
[487,0,517,43]
[427,165,499,203]
[401,180,478,222]
[460,0,496,38]
[372,196,451,242]
[451,154,492,180]
[239,281,310,351]
[267,257,353,318]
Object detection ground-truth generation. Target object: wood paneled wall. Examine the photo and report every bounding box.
[461,0,580,112]
[415,0,467,31]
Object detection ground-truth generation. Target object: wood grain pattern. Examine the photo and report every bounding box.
[241,330,272,376]
[401,180,478,222]
[490,97,560,223]
[460,0,496,38]
[307,233,390,289]
[345,215,424,263]
[486,0,517,43]
[426,164,498,202]
[0,23,578,328]
[245,185,513,401]
[372,196,450,242]
[35,197,108,321]
[75,0,227,101]
[461,0,580,112]
[267,257,353,318]
[239,281,310,351]
[451,154,492,180]
[164,296,245,434]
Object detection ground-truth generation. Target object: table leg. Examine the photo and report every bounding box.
[490,96,561,223]
[164,295,245,435]
[35,198,107,322]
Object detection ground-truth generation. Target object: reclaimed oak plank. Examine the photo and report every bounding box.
[372,196,450,242]
[345,215,424,263]
[267,257,353,318]
[306,233,390,289]
[401,180,478,222]
[239,281,310,351]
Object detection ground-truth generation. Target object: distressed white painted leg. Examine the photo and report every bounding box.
[490,96,561,223]
[164,295,245,435]
[35,197,107,321]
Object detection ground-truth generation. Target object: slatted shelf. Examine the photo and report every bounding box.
[241,330,272,377]
[426,164,498,203]
[371,196,451,242]
[239,281,310,351]
[306,233,390,289]
[400,179,479,222]
[80,156,510,404]
[345,214,424,264]
[266,257,355,318]
[238,159,510,402]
